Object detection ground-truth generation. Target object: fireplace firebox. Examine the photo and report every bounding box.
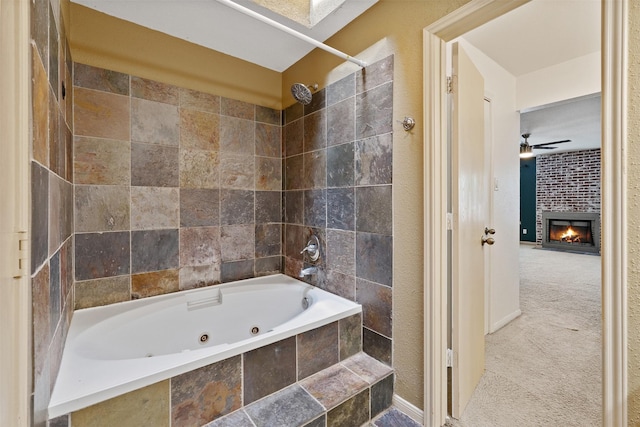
[541,212,600,254]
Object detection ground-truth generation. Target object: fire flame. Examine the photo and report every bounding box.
[560,227,576,240]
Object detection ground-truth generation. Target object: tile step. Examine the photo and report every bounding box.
[207,352,394,427]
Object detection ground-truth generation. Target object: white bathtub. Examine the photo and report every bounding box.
[48,274,361,418]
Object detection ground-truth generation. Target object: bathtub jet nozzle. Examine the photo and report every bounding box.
[302,296,312,309]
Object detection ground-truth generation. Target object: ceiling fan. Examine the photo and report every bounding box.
[519,133,571,158]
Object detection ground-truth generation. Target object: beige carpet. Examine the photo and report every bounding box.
[447,244,601,427]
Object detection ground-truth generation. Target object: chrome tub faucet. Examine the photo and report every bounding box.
[299,266,318,278]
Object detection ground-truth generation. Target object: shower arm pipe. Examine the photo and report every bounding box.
[215,0,367,68]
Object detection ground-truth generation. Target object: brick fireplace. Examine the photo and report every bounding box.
[541,211,600,253]
[536,149,601,250]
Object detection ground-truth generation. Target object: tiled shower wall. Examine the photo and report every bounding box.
[30,0,75,425]
[283,56,394,365]
[71,57,395,370]
[535,149,601,243]
[72,65,283,308]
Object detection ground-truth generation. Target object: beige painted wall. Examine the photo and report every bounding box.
[628,2,640,424]
[69,4,282,109]
[516,52,600,111]
[283,0,471,408]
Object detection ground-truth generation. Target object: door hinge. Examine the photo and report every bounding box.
[446,76,453,94]
[446,348,454,368]
[446,212,454,230]
[13,231,28,278]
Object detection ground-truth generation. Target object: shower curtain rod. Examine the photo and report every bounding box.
[215,0,367,68]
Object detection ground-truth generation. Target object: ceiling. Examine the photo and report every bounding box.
[463,0,600,77]
[71,0,377,72]
[463,0,601,155]
[519,94,601,154]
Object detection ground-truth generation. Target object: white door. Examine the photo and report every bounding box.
[450,42,488,419]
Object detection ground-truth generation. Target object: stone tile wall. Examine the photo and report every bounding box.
[72,65,283,308]
[70,57,395,365]
[282,56,394,365]
[535,149,601,243]
[30,0,75,425]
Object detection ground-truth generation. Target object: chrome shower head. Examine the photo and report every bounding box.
[291,83,318,105]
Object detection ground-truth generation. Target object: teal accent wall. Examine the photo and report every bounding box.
[520,158,536,242]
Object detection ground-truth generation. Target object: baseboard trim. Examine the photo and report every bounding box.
[490,309,521,333]
[392,394,424,425]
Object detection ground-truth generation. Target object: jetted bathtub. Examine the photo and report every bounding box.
[48,274,361,418]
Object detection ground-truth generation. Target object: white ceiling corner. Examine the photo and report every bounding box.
[463,0,600,78]
[520,94,601,155]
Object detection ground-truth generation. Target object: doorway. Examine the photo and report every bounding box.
[447,1,601,421]
[423,1,627,426]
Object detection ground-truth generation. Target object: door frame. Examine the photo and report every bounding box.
[0,0,32,425]
[423,1,627,426]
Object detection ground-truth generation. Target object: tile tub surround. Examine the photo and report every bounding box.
[72,65,283,307]
[63,57,395,425]
[30,0,75,424]
[71,57,395,366]
[69,353,393,427]
[64,316,393,427]
[283,55,394,366]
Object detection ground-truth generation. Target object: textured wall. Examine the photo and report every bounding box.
[69,4,282,109]
[282,56,394,365]
[627,2,640,424]
[30,0,75,425]
[535,149,601,244]
[72,64,283,308]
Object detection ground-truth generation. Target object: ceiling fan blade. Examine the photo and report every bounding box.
[531,139,571,148]
[533,146,556,150]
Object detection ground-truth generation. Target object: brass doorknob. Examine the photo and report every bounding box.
[482,236,495,246]
[484,227,496,235]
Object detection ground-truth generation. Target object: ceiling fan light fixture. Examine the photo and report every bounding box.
[519,132,571,157]
[520,143,534,158]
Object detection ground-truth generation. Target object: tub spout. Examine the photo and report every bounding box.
[299,266,318,278]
